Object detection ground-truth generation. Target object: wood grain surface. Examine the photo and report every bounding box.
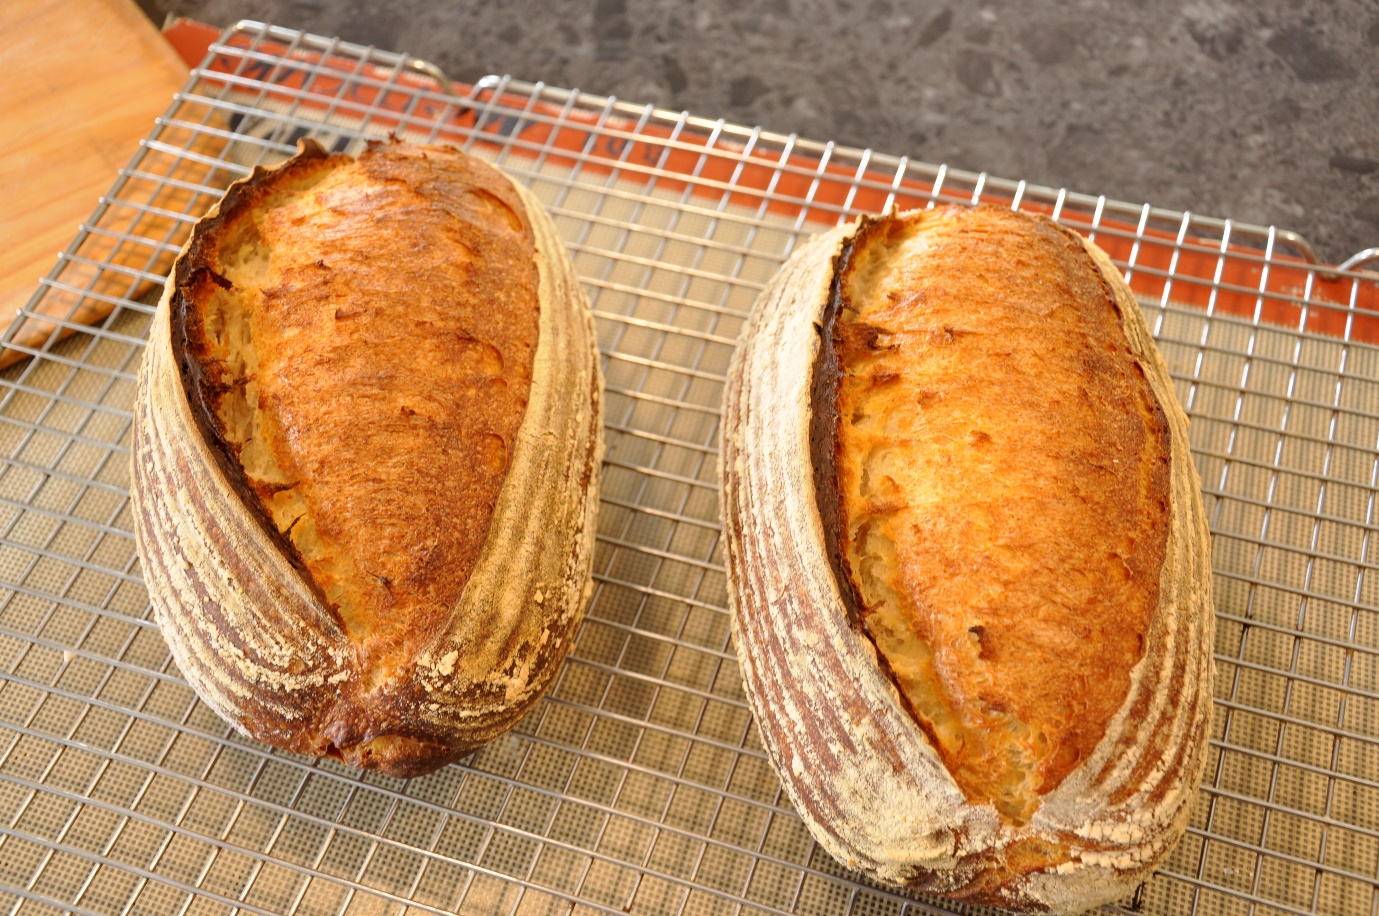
[0,0,186,366]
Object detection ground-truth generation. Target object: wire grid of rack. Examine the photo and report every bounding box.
[2,20,1379,916]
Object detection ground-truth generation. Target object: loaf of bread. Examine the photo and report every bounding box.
[132,139,603,778]
[720,205,1214,913]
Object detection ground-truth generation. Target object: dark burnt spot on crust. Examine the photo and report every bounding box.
[836,320,894,356]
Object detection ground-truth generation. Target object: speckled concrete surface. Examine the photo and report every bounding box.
[139,0,1379,264]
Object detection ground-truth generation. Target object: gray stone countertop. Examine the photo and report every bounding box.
[139,0,1379,265]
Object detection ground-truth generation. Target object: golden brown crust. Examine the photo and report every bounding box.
[720,205,1215,914]
[134,140,604,778]
[827,207,1172,824]
[178,141,539,678]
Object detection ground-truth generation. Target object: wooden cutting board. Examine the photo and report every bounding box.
[0,0,187,366]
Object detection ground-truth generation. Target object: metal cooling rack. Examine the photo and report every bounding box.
[2,19,1379,916]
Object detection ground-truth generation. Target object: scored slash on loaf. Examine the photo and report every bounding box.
[720,205,1215,914]
[132,139,603,778]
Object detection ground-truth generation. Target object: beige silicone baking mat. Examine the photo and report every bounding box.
[3,20,1379,916]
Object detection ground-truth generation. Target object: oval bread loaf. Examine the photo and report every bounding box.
[720,205,1214,913]
[132,139,603,778]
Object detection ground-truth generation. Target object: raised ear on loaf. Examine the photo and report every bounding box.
[720,205,1214,914]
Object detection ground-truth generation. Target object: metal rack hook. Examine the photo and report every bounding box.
[406,58,459,99]
[1337,247,1379,275]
